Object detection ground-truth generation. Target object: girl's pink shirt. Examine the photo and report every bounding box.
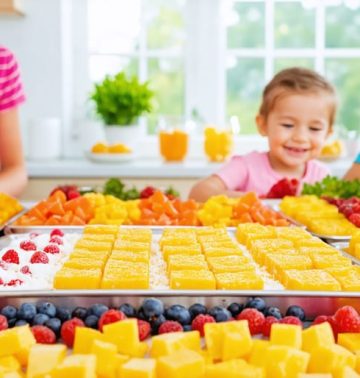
[215,151,330,196]
[0,46,25,112]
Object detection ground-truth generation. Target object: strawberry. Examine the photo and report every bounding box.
[191,314,215,337]
[236,308,265,335]
[6,279,23,287]
[98,309,126,332]
[327,315,340,339]
[49,236,63,245]
[280,316,303,327]
[0,278,4,285]
[67,190,81,200]
[349,213,360,227]
[20,240,37,251]
[266,178,300,199]
[262,316,279,337]
[43,245,60,254]
[137,319,151,341]
[50,229,64,238]
[158,320,183,334]
[31,325,56,344]
[334,306,360,333]
[30,251,49,264]
[140,186,157,199]
[2,250,19,264]
[20,265,31,275]
[61,318,85,347]
[0,315,8,331]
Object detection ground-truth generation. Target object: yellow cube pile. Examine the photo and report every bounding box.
[236,223,359,291]
[350,231,360,259]
[0,192,23,225]
[280,195,357,236]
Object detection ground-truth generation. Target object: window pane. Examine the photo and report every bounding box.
[227,1,265,48]
[88,0,140,54]
[226,57,264,134]
[274,2,315,48]
[89,55,138,83]
[274,58,314,73]
[145,0,186,50]
[326,59,360,131]
[326,5,360,48]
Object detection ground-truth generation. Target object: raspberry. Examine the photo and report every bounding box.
[50,229,64,238]
[0,278,4,285]
[349,213,360,227]
[43,245,60,254]
[313,315,328,325]
[262,316,279,337]
[31,325,56,344]
[67,190,81,200]
[140,186,157,199]
[61,318,85,347]
[191,314,216,337]
[0,314,8,331]
[6,279,23,287]
[137,319,151,341]
[20,240,37,251]
[49,236,63,245]
[334,306,360,333]
[2,250,19,264]
[20,265,31,275]
[98,309,126,332]
[280,316,303,327]
[266,178,299,199]
[236,309,265,335]
[158,320,183,334]
[327,315,340,339]
[30,252,49,264]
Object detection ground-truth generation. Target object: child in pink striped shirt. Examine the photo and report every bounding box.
[0,45,27,196]
[189,67,336,201]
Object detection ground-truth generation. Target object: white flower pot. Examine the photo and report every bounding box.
[104,124,144,149]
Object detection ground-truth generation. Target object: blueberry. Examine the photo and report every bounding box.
[18,303,37,321]
[150,314,166,335]
[119,303,137,318]
[142,298,164,319]
[88,304,108,318]
[208,306,232,322]
[36,302,57,318]
[72,307,88,320]
[227,303,244,317]
[137,307,147,321]
[245,298,266,313]
[165,305,191,325]
[32,313,50,325]
[264,307,282,320]
[8,318,17,328]
[45,318,62,337]
[1,305,17,320]
[56,307,71,322]
[188,303,207,320]
[286,305,306,321]
[84,315,99,329]
[183,325,192,332]
[15,319,28,326]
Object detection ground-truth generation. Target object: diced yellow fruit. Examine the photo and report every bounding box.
[52,354,96,378]
[247,339,270,366]
[151,332,200,358]
[27,344,66,378]
[73,327,104,354]
[308,344,355,374]
[170,270,216,290]
[91,339,117,378]
[53,268,102,289]
[103,319,140,356]
[114,354,130,377]
[204,322,224,361]
[157,349,205,378]
[338,333,360,353]
[132,342,148,358]
[302,322,335,353]
[297,374,332,378]
[332,366,360,378]
[0,371,23,378]
[205,359,265,378]
[121,358,156,378]
[285,349,310,378]
[270,324,302,349]
[0,356,20,372]
[222,321,253,361]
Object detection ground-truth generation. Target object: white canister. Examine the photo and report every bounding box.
[27,118,62,160]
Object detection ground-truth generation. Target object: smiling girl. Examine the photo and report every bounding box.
[189,67,336,201]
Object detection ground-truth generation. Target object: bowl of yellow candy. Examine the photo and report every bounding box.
[85,142,134,163]
[319,140,344,162]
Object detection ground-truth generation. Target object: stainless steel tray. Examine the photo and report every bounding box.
[0,290,360,319]
[0,207,27,232]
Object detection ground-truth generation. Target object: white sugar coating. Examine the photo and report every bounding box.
[149,235,169,290]
[0,232,80,290]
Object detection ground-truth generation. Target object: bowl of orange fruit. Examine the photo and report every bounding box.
[85,142,134,163]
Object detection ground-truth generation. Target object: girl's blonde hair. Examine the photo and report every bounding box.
[259,67,337,127]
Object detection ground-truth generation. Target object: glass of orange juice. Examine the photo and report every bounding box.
[158,117,189,162]
[204,125,233,162]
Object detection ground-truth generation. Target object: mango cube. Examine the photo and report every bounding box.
[205,359,265,378]
[332,366,360,378]
[0,356,20,372]
[222,321,253,360]
[73,327,104,354]
[52,354,96,378]
[248,339,270,366]
[91,339,117,377]
[302,323,335,353]
[151,332,200,358]
[27,344,66,378]
[338,333,360,353]
[270,324,302,349]
[121,358,156,378]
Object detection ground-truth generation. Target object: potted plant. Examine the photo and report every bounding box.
[90,72,154,146]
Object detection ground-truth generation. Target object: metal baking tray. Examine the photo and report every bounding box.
[0,207,27,233]
[0,290,360,319]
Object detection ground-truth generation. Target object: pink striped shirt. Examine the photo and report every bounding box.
[0,46,25,112]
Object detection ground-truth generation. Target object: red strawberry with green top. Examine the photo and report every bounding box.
[140,186,157,199]
[266,178,300,199]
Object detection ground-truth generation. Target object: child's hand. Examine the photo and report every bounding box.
[265,178,299,199]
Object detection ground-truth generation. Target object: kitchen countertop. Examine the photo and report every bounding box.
[26,157,352,179]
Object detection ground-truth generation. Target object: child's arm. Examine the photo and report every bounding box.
[0,107,28,197]
[343,157,360,181]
